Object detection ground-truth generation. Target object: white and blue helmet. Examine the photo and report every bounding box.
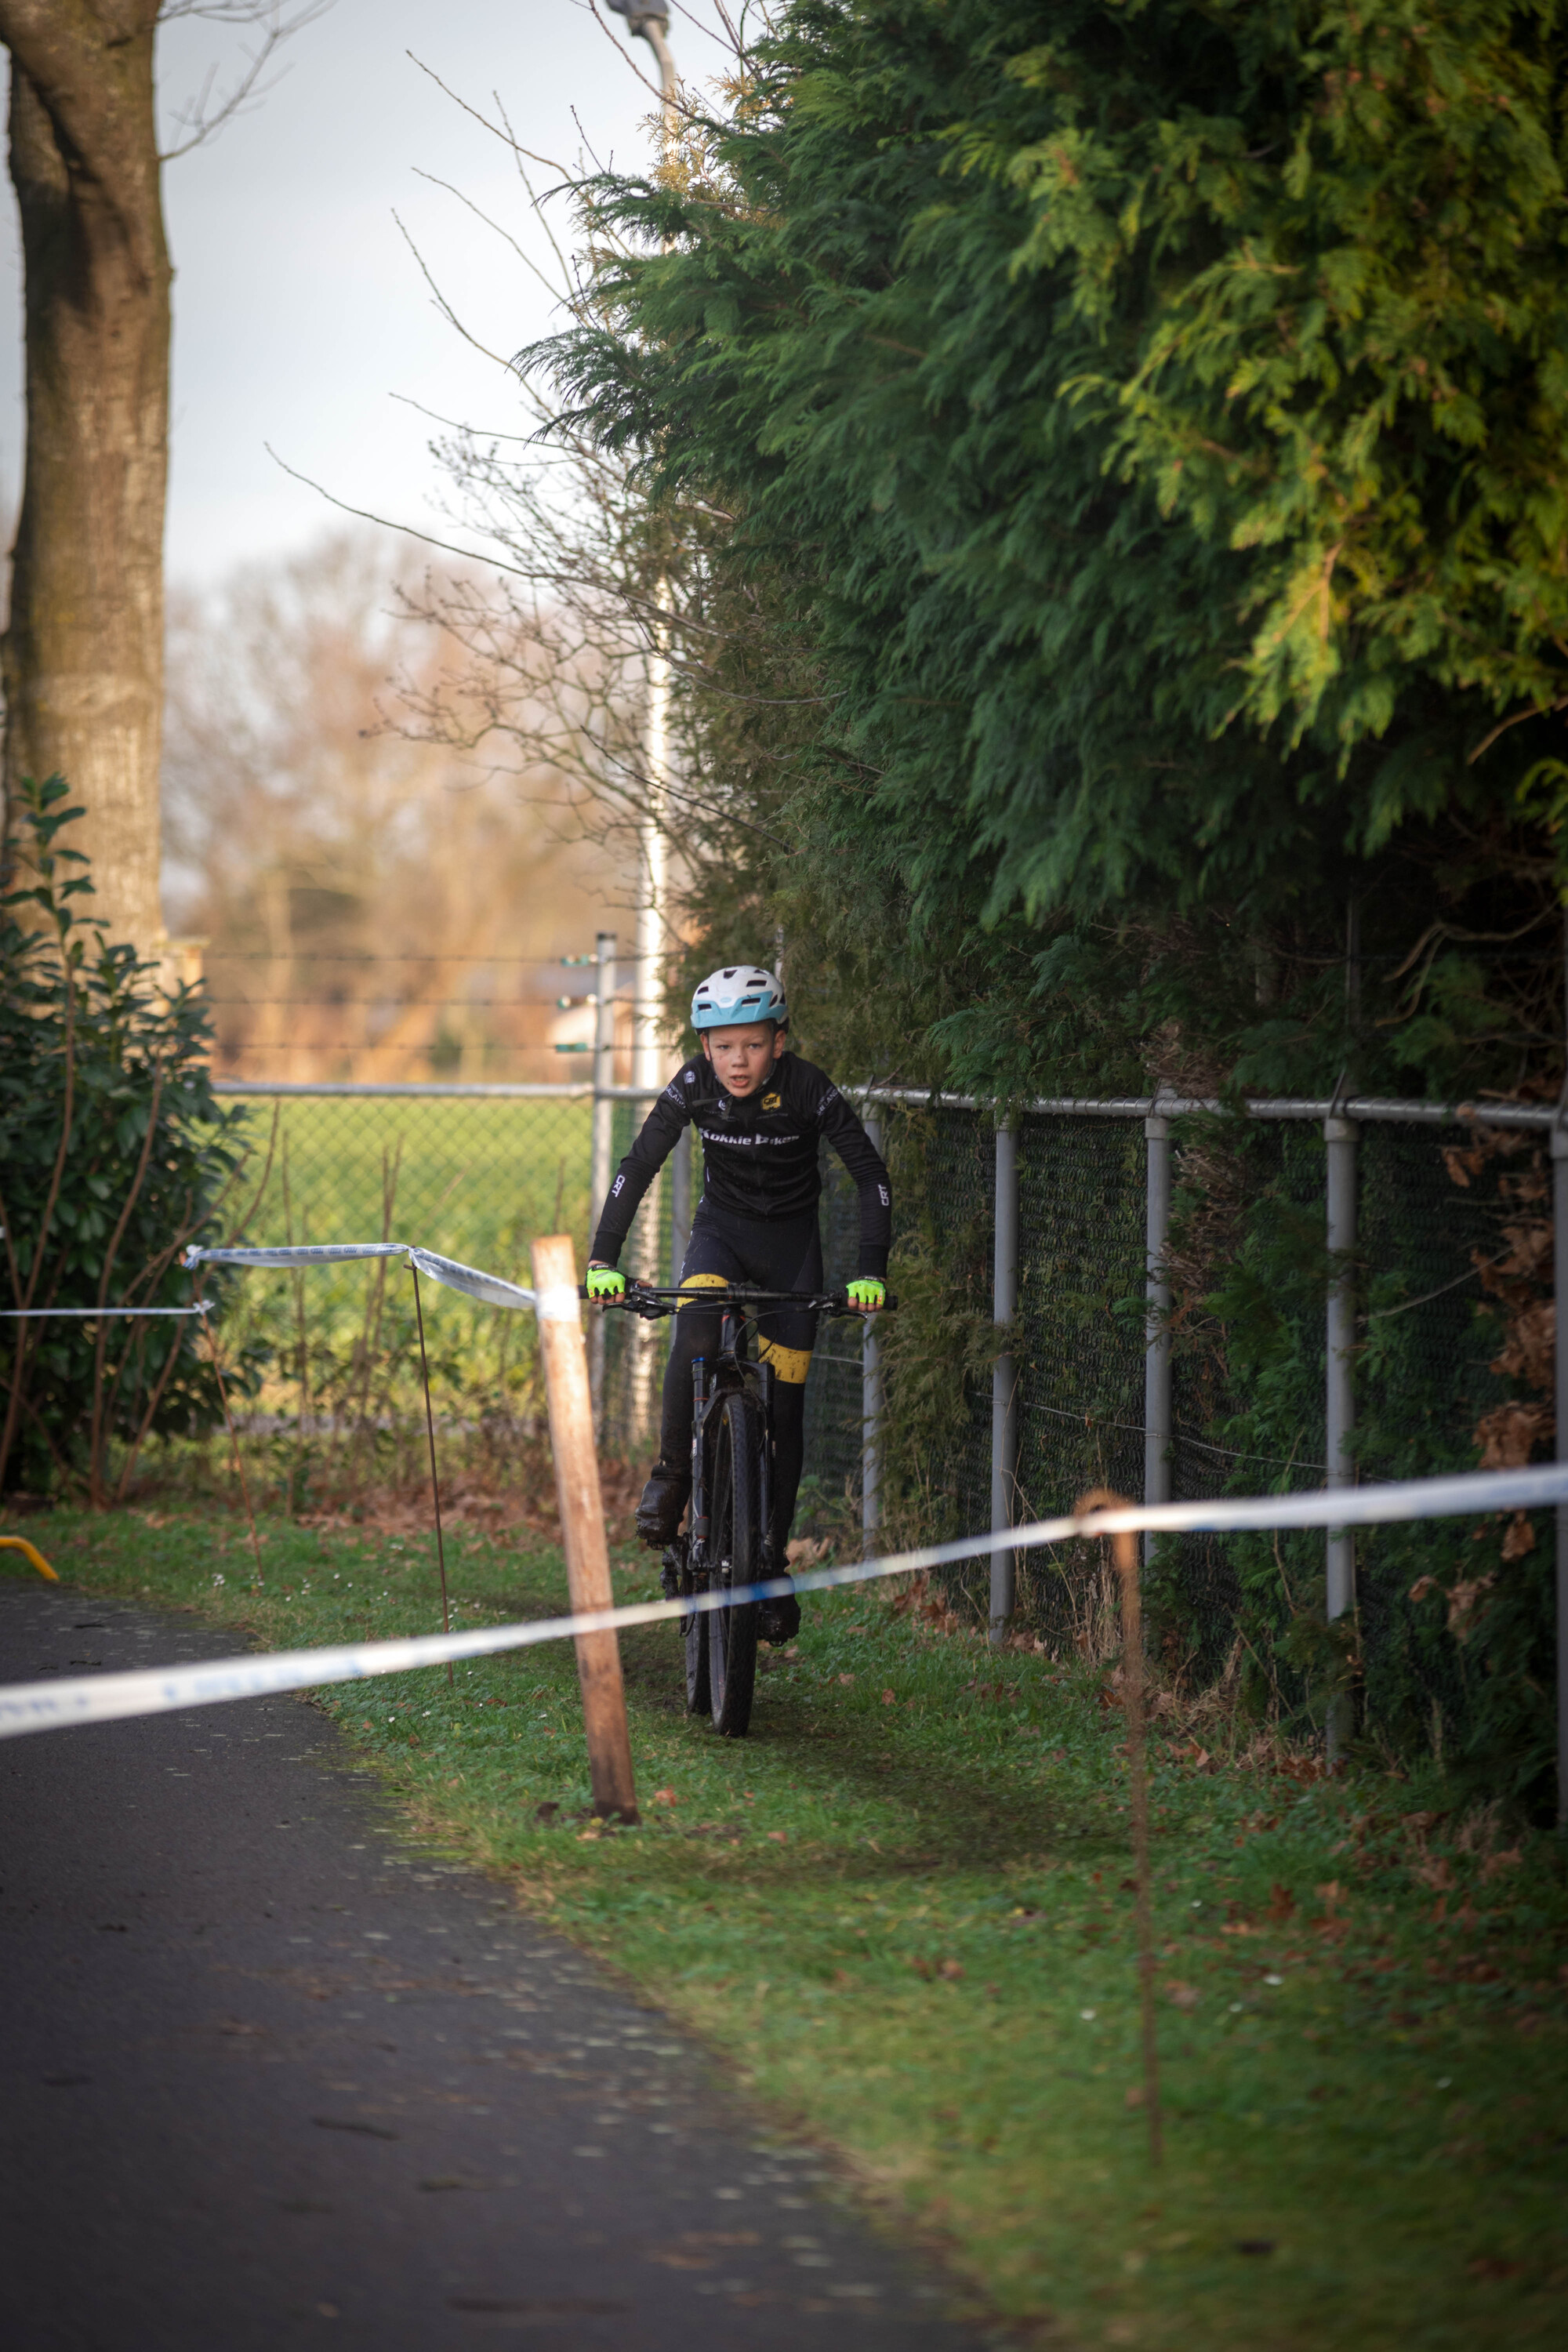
[691,964,788,1032]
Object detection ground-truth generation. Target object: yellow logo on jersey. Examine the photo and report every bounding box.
[760,1091,782,1111]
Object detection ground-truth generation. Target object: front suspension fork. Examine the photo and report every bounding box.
[689,1356,710,1569]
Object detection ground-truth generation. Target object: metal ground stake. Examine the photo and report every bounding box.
[410,1262,454,1688]
[1080,1486,1162,2165]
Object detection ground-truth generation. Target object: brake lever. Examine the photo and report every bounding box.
[576,1282,673,1320]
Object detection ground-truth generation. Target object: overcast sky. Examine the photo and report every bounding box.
[0,0,732,586]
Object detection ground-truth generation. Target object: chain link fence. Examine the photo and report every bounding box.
[862,1095,1548,1774]
[214,1080,1555,1771]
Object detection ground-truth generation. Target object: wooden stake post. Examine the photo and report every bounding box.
[531,1235,639,1823]
[1079,1486,1162,2165]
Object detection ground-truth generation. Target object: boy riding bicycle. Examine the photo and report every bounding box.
[586,965,890,1642]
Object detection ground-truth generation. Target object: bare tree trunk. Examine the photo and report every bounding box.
[0,3,169,951]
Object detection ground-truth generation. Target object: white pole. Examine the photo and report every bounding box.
[589,929,617,1429]
[862,1112,884,1552]
[1325,1112,1359,1761]
[627,611,669,1442]
[1143,1109,1172,1570]
[621,9,679,1449]
[990,1118,1019,1645]
[635,633,668,1105]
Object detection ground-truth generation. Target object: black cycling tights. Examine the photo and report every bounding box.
[657,1208,822,1559]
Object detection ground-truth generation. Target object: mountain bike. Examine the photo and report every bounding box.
[587,1282,894,1737]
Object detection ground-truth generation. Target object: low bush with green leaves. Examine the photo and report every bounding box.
[0,777,256,1501]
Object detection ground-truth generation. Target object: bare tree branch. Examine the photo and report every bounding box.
[158,0,335,163]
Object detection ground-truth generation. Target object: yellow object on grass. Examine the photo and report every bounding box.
[0,1534,59,1583]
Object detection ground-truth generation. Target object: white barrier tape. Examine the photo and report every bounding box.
[1,1464,1563,1743]
[186,1243,536,1314]
[2,1308,209,1319]
[535,1284,581,1323]
[188,1243,406,1269]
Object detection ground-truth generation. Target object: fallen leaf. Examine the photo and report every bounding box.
[837,1673,855,1686]
[767,1830,787,1844]
[1467,2256,1525,2282]
[938,1958,964,1980]
[1162,1980,1200,2013]
[1501,1511,1537,1562]
[652,1788,677,1806]
[1123,2085,1145,2110]
[880,1690,896,1706]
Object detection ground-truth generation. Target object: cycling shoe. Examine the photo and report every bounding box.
[759,1578,800,1645]
[636,1459,691,1548]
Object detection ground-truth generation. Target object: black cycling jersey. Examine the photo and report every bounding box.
[589,1049,891,1279]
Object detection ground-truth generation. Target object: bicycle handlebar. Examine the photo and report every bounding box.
[580,1279,897,1321]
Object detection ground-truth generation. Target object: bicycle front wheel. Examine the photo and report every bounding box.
[681,1548,710,1717]
[706,1390,760,1738]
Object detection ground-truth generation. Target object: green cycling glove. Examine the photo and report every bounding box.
[586,1265,626,1301]
[847,1277,886,1311]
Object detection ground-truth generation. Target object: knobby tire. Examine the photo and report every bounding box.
[706,1390,760,1738]
[681,1541,710,1717]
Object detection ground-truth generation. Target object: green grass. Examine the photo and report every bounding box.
[232,1091,597,1270]
[12,1503,1568,2348]
[220,1089,593,1391]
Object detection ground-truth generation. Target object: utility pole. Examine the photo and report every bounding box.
[604,2,681,1437]
[589,930,618,1429]
[606,2,679,1110]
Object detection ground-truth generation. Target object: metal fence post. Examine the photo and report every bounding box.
[1325,1112,1359,1760]
[588,931,616,1428]
[1144,1108,1172,1571]
[1554,1104,1568,1829]
[990,1116,1019,1645]
[862,1111,884,1553]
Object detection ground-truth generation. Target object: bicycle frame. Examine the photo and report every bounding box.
[688,1305,773,1585]
[586,1277,895,1588]
[586,1279,895,1732]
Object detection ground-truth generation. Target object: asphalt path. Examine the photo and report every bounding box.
[1,1581,985,2350]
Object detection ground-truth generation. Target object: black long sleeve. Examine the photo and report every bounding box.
[589,1052,891,1279]
[589,1082,688,1265]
